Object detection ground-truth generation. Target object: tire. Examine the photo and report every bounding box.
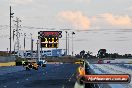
[28,64,32,68]
[42,64,46,67]
[77,77,85,85]
[35,67,38,70]
[26,67,30,71]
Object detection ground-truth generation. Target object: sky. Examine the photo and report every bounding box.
[0,0,132,55]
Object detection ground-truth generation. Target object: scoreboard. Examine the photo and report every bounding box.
[38,31,62,48]
[38,31,62,38]
[41,37,59,43]
[41,43,58,48]
[41,37,59,48]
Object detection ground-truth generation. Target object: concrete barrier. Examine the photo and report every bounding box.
[0,62,15,66]
[0,56,16,66]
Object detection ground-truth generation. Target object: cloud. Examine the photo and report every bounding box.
[127,6,132,11]
[58,11,91,30]
[100,13,132,26]
[11,0,33,5]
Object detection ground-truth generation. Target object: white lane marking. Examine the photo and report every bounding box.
[16,81,19,84]
[3,85,7,88]
[62,85,65,88]
[94,64,132,88]
[109,84,124,88]
[90,64,104,74]
[68,73,75,82]
[69,78,71,82]
[72,73,75,76]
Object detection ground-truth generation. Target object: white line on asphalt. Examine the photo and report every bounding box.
[16,81,19,84]
[69,78,71,82]
[69,73,75,82]
[3,85,7,88]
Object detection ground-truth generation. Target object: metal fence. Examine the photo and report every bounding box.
[0,56,16,63]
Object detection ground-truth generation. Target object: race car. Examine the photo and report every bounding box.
[37,60,47,67]
[24,62,39,70]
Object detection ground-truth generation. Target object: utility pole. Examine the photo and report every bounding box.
[72,32,75,56]
[65,31,67,56]
[14,17,21,51]
[9,6,14,56]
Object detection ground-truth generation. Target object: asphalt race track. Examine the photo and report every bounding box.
[0,64,80,88]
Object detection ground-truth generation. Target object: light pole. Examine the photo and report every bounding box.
[68,33,69,56]
[30,33,33,59]
[14,42,16,56]
[38,38,41,61]
[7,48,8,53]
[13,29,16,56]
[9,6,14,56]
[65,31,68,56]
[23,33,26,58]
[24,33,26,50]
[72,32,75,56]
[36,40,39,60]
[60,29,72,56]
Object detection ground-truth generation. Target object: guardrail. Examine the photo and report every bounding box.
[84,60,111,88]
